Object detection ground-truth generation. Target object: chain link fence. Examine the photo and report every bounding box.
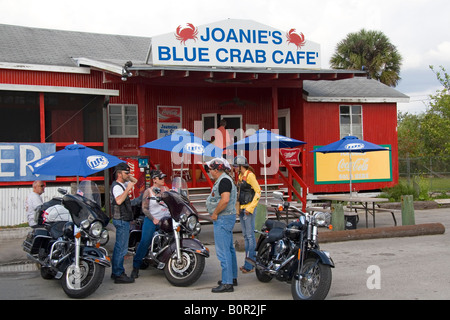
[398,156,450,193]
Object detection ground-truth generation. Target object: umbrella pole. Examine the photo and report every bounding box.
[264,143,268,205]
[349,152,353,211]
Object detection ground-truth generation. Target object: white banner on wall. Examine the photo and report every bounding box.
[150,19,321,70]
[157,106,182,138]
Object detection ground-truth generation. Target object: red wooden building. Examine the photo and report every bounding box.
[0,20,409,221]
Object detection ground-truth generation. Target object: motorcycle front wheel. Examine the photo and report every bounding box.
[291,258,332,300]
[164,250,205,287]
[61,259,105,299]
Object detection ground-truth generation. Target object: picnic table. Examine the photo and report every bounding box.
[316,195,394,228]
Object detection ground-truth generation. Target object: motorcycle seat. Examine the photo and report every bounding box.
[267,227,284,243]
[265,220,286,230]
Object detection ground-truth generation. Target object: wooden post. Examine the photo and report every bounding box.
[39,92,45,142]
[401,195,415,225]
[331,202,345,231]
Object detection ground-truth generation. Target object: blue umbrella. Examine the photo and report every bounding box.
[28,142,124,178]
[141,129,223,157]
[311,136,390,196]
[141,129,223,180]
[230,129,306,151]
[311,135,388,154]
[229,129,306,203]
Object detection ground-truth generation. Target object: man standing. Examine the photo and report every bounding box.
[111,162,137,284]
[213,119,233,159]
[205,158,238,293]
[24,180,45,227]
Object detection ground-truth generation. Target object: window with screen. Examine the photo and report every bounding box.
[340,105,362,139]
[108,104,138,137]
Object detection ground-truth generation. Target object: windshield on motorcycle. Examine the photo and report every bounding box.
[62,180,109,227]
[161,177,197,221]
[171,177,189,200]
[77,180,102,206]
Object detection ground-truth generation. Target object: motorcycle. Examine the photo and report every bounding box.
[22,181,110,299]
[128,177,209,287]
[247,191,334,300]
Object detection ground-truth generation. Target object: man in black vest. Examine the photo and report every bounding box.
[111,162,137,284]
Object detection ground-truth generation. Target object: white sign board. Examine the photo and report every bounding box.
[150,19,321,69]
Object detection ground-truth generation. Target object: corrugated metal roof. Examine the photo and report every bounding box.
[0,24,150,67]
[303,77,409,103]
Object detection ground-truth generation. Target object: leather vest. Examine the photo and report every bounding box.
[206,173,237,216]
[110,181,133,221]
[238,171,255,205]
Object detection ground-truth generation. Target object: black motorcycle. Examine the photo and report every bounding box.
[128,177,209,287]
[247,191,334,300]
[23,181,110,299]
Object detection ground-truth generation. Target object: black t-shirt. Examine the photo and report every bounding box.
[218,177,232,195]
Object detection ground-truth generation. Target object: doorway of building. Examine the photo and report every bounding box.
[278,108,291,174]
[278,108,290,137]
[220,114,242,143]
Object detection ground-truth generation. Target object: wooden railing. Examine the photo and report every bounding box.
[278,151,308,211]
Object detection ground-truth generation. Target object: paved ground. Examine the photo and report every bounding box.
[0,207,449,300]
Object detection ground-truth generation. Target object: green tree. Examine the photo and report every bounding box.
[330,29,403,87]
[421,65,450,156]
[397,111,425,158]
[397,65,450,158]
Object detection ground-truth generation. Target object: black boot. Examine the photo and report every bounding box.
[218,278,238,286]
[130,268,139,279]
[212,283,234,293]
[114,273,134,284]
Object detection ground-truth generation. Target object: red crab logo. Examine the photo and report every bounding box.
[175,23,198,45]
[286,29,306,50]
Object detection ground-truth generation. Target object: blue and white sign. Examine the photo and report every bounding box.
[150,19,321,69]
[0,143,56,182]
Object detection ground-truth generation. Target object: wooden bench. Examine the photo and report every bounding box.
[349,204,399,226]
[306,207,332,214]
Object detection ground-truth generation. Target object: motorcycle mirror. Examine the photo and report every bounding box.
[153,187,161,194]
[57,188,68,195]
[273,191,284,201]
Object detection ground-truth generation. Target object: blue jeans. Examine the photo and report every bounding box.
[213,214,238,285]
[112,219,131,277]
[133,217,158,269]
[239,207,256,270]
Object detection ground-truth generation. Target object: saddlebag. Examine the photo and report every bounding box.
[22,228,51,254]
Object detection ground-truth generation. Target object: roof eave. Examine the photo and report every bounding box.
[303,95,410,103]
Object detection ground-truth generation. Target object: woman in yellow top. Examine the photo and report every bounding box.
[233,155,261,273]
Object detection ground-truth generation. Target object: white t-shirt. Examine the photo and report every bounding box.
[112,181,128,200]
[144,187,170,221]
[25,192,43,226]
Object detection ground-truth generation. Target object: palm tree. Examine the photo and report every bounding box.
[330,29,403,87]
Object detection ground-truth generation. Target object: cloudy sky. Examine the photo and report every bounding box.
[1,0,449,114]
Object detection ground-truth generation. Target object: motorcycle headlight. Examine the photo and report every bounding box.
[186,215,198,231]
[193,223,201,236]
[89,221,103,237]
[180,214,188,223]
[314,212,331,227]
[81,219,90,230]
[101,229,109,239]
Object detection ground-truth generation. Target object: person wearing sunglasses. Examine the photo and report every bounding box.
[131,170,169,279]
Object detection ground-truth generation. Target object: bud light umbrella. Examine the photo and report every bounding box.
[229,129,306,204]
[311,135,390,197]
[140,129,223,179]
[28,142,125,183]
